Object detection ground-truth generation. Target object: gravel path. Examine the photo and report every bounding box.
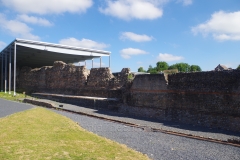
[53,110,240,160]
[1,98,240,160]
[0,98,33,118]
[25,98,240,141]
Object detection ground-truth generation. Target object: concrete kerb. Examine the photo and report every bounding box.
[31,93,120,111]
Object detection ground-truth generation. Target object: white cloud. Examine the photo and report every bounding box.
[0,41,6,50]
[157,53,183,62]
[192,10,240,41]
[17,14,53,27]
[177,0,192,6]
[1,0,93,14]
[120,48,148,59]
[0,14,40,40]
[120,32,153,42]
[99,0,165,20]
[59,38,109,50]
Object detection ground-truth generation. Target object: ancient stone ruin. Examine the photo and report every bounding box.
[17,61,240,132]
[17,61,130,98]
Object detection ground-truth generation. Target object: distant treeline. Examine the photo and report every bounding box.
[138,61,202,74]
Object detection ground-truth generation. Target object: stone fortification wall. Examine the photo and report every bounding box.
[18,66,47,92]
[131,74,167,90]
[127,74,168,109]
[86,68,130,89]
[17,61,128,98]
[168,70,240,92]
[111,68,131,89]
[123,71,240,132]
[18,61,89,93]
[17,61,240,132]
[45,61,89,90]
[87,68,114,88]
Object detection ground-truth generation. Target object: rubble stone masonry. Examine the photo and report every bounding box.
[124,71,240,132]
[17,62,240,132]
[17,61,128,98]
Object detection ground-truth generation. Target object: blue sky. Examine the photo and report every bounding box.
[0,0,240,72]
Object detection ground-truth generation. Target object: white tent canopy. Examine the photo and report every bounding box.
[0,38,111,95]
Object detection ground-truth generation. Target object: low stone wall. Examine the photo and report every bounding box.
[31,93,120,111]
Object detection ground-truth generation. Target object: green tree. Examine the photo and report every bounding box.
[237,65,240,70]
[138,67,146,72]
[147,65,153,72]
[156,61,169,72]
[147,65,158,74]
[149,68,158,74]
[190,65,202,72]
[168,63,191,72]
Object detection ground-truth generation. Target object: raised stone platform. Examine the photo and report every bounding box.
[31,93,121,110]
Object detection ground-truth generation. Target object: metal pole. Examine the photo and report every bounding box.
[100,57,101,68]
[109,55,111,68]
[14,42,16,96]
[1,52,3,91]
[9,46,11,94]
[85,60,86,66]
[92,59,93,68]
[5,51,7,93]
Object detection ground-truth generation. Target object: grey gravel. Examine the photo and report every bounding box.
[53,110,240,160]
[27,98,240,141]
[0,98,33,118]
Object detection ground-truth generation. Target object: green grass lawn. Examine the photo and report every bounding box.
[0,107,149,160]
[0,91,27,102]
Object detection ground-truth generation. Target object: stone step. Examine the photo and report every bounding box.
[31,93,121,111]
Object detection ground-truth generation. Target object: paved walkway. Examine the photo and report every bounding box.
[23,97,240,142]
[0,98,33,118]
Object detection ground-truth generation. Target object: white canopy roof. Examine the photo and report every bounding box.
[0,38,111,95]
[0,38,111,68]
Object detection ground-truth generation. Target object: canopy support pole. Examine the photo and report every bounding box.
[14,42,16,96]
[1,52,3,92]
[4,51,7,93]
[9,46,11,94]
[109,55,111,68]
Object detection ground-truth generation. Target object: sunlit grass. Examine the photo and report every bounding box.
[0,91,28,102]
[0,107,149,160]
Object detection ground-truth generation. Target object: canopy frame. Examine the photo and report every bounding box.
[0,38,111,95]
